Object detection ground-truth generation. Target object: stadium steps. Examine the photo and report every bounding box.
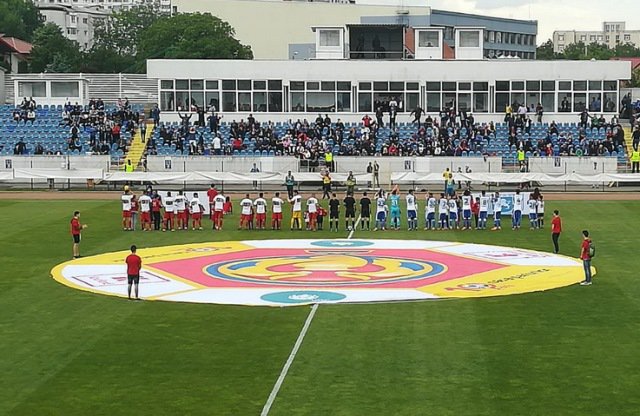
[621,125,635,171]
[122,122,153,171]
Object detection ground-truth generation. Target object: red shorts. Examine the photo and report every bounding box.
[122,210,131,218]
[309,212,317,221]
[164,212,175,220]
[213,210,223,222]
[140,212,151,222]
[272,212,283,221]
[177,210,186,220]
[256,213,266,222]
[241,214,252,222]
[191,213,202,220]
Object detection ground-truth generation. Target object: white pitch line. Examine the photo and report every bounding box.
[347,215,362,240]
[261,215,361,415]
[261,303,319,416]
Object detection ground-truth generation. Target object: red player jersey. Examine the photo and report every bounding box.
[126,254,142,275]
[70,217,81,235]
[207,188,218,203]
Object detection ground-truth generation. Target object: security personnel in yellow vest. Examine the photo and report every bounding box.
[125,159,134,172]
[325,151,334,172]
[345,171,356,195]
[322,172,332,199]
[631,147,640,173]
[517,148,526,172]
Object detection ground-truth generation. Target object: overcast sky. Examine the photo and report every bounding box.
[427,0,640,44]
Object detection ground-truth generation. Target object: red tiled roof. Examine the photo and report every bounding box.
[610,57,640,70]
[0,35,33,55]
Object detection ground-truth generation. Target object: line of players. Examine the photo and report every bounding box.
[120,186,545,232]
[234,187,546,232]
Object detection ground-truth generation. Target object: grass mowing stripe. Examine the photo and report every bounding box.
[261,303,319,416]
[262,214,357,414]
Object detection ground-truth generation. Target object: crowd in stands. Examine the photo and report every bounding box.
[7,97,146,156]
[3,96,633,164]
[146,98,628,163]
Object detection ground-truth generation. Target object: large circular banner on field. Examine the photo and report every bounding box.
[51,240,592,306]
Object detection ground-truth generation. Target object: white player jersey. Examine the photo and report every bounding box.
[138,195,151,212]
[376,197,387,213]
[448,199,458,212]
[189,198,202,213]
[427,197,437,214]
[307,197,318,213]
[121,194,133,211]
[174,195,187,211]
[272,197,284,213]
[240,198,253,215]
[462,195,472,210]
[513,194,523,211]
[528,199,537,212]
[538,200,544,213]
[290,195,302,212]
[493,197,503,214]
[163,196,175,213]
[213,194,225,211]
[406,194,417,211]
[254,198,267,214]
[438,198,449,214]
[479,196,490,212]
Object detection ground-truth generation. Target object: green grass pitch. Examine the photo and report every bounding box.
[1,197,640,415]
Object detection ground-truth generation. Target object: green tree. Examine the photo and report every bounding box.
[0,0,43,41]
[92,3,164,56]
[29,23,81,73]
[631,67,640,88]
[137,12,253,70]
[80,46,138,73]
[536,39,556,60]
[613,42,640,57]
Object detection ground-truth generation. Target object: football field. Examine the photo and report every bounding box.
[1,195,640,415]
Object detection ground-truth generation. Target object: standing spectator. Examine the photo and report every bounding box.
[410,105,423,126]
[631,146,640,173]
[250,163,260,190]
[285,171,295,199]
[151,104,160,127]
[373,160,380,187]
[212,134,222,155]
[580,230,594,286]
[389,97,398,130]
[324,150,334,172]
[70,211,87,259]
[125,245,142,300]
[140,122,147,143]
[374,107,384,128]
[535,102,544,123]
[442,168,450,194]
[366,162,373,188]
[551,210,562,254]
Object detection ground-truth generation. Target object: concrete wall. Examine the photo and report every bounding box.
[0,69,5,105]
[172,0,430,59]
[148,59,630,85]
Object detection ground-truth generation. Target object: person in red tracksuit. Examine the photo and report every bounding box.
[151,195,162,231]
[126,245,142,300]
[471,197,480,229]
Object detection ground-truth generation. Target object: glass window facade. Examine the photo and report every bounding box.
[157,77,620,114]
